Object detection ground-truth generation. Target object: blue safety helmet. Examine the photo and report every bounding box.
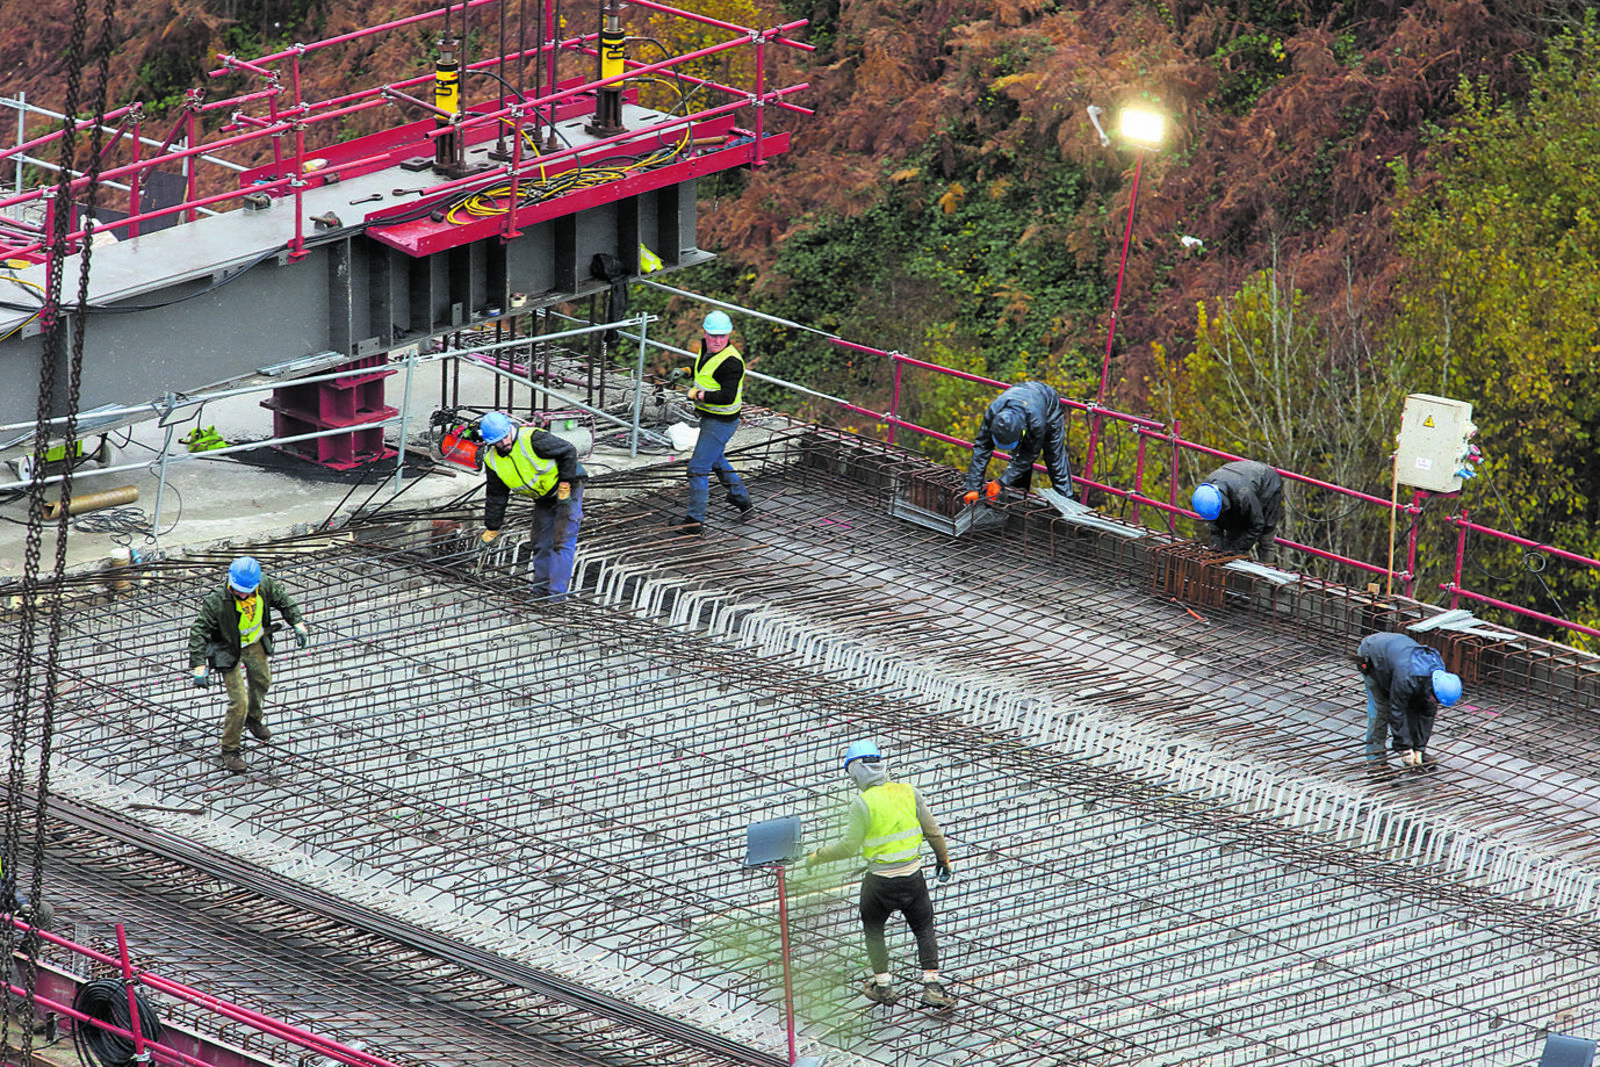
[1431,669,1463,707]
[843,739,881,770]
[703,310,734,336]
[228,556,261,595]
[479,411,515,446]
[1192,483,1223,521]
[991,408,1025,452]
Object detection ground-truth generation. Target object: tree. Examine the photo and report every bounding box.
[1391,16,1600,631]
[1150,249,1408,568]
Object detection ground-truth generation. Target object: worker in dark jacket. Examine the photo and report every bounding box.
[479,410,584,600]
[1356,632,1462,772]
[1191,460,1284,554]
[807,739,957,1010]
[188,556,307,774]
[963,381,1074,504]
[681,310,753,534]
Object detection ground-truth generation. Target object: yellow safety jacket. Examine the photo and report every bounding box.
[693,345,744,416]
[236,594,264,648]
[860,782,923,865]
[483,428,560,497]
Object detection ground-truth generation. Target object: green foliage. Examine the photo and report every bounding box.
[1151,261,1407,563]
[1210,32,1288,114]
[1392,15,1600,630]
[748,159,1101,401]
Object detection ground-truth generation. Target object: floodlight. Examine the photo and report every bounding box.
[1120,107,1165,149]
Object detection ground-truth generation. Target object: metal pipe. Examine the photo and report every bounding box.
[1084,148,1145,484]
[1451,506,1468,610]
[43,484,137,519]
[1440,584,1600,640]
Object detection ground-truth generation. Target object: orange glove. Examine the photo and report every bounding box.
[962,490,980,506]
[557,481,571,501]
[985,480,1002,500]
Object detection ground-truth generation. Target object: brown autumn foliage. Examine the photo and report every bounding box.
[0,0,1588,414]
[709,0,1579,407]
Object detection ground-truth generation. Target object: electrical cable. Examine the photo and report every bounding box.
[70,978,164,1067]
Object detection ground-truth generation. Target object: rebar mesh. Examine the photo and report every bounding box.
[6,427,1600,1066]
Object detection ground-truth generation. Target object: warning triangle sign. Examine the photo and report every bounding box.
[1423,415,1435,427]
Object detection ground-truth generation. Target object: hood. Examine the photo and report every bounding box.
[848,758,889,790]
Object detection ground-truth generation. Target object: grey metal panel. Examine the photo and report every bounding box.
[552,215,576,293]
[328,241,352,357]
[505,222,555,295]
[617,195,640,274]
[675,179,698,258]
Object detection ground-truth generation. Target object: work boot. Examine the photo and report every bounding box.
[1396,749,1420,768]
[220,748,249,774]
[1418,750,1438,771]
[246,719,272,742]
[679,516,703,536]
[921,982,956,1009]
[727,494,754,520]
[861,980,899,1006]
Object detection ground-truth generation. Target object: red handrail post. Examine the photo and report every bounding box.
[775,863,797,1065]
[1083,148,1144,486]
[1451,506,1468,611]
[126,114,142,238]
[1168,417,1180,535]
[183,100,199,222]
[115,924,150,1065]
[888,355,904,446]
[502,106,525,241]
[1403,489,1426,598]
[753,32,768,164]
[1133,430,1147,525]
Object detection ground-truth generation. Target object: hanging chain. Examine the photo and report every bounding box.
[4,0,101,1053]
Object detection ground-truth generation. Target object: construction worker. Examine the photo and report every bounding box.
[1356,632,1463,773]
[479,411,585,600]
[681,310,753,534]
[807,739,956,1009]
[188,556,307,774]
[0,856,53,928]
[963,381,1074,505]
[1191,459,1284,554]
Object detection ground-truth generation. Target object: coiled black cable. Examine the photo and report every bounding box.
[71,978,163,1067]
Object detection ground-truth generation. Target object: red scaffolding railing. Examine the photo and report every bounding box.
[822,336,1600,643]
[0,0,811,263]
[6,916,400,1067]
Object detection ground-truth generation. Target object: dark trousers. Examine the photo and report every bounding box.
[859,870,939,974]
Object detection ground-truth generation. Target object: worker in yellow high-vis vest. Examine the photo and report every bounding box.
[807,739,956,1009]
[680,310,753,534]
[478,411,585,600]
[187,555,308,774]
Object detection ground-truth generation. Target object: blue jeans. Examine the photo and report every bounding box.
[1363,679,1388,762]
[686,415,749,521]
[531,482,583,600]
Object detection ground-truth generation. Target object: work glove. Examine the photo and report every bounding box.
[962,490,980,506]
[556,481,571,501]
[804,851,819,870]
[985,480,1002,500]
[293,622,309,650]
[192,666,211,689]
[481,529,500,544]
[934,860,952,884]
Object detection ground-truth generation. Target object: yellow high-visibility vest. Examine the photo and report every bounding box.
[693,345,744,416]
[236,594,264,647]
[861,782,922,865]
[483,428,559,497]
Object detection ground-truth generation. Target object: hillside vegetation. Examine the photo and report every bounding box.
[4,0,1599,631]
